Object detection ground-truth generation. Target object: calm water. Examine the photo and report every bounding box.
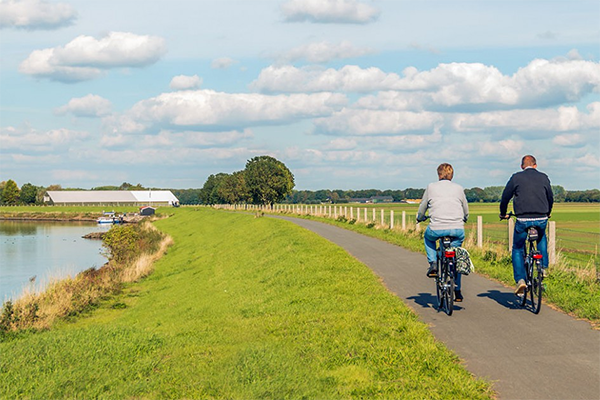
[0,220,110,302]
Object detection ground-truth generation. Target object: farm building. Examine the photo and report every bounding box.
[44,190,180,206]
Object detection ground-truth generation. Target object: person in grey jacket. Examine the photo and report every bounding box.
[417,163,469,301]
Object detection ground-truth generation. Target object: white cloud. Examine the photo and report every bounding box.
[315,108,443,135]
[281,0,380,24]
[19,32,167,82]
[109,90,347,133]
[211,57,237,69]
[478,139,524,157]
[279,40,374,64]
[252,58,600,110]
[553,133,585,147]
[251,65,401,93]
[0,126,89,151]
[170,74,202,90]
[0,0,76,30]
[54,94,112,117]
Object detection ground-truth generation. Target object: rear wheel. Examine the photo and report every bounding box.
[531,262,543,314]
[436,259,443,311]
[519,259,530,307]
[443,271,454,316]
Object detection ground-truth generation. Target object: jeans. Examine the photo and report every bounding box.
[424,226,465,290]
[512,219,548,283]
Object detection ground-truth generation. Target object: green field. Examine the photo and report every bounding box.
[0,208,492,399]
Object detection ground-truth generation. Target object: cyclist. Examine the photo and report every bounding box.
[500,155,553,295]
[417,163,469,302]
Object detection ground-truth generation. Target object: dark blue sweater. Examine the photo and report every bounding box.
[500,168,554,218]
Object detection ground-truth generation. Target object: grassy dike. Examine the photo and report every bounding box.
[0,207,493,399]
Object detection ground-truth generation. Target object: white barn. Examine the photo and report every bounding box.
[44,190,179,206]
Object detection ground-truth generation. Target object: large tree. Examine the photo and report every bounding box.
[199,173,229,205]
[217,171,249,204]
[1,179,20,205]
[244,155,294,206]
[20,183,39,204]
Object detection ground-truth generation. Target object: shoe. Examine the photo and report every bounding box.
[454,290,463,302]
[426,264,438,278]
[541,268,548,278]
[514,279,526,295]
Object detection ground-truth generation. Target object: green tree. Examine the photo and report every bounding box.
[1,180,20,205]
[19,183,38,204]
[199,173,229,204]
[217,171,250,204]
[245,155,295,206]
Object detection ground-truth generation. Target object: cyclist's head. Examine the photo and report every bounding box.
[437,163,454,181]
[521,155,537,169]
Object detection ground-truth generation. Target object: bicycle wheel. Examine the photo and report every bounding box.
[436,260,444,311]
[530,264,543,314]
[443,271,454,316]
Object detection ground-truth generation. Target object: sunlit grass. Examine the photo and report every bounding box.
[0,208,493,399]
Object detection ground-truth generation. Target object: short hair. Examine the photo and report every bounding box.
[521,155,537,168]
[437,163,454,181]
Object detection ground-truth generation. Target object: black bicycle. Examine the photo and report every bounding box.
[435,236,457,315]
[501,212,544,314]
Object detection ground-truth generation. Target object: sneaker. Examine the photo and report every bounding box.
[541,268,548,278]
[454,290,463,302]
[426,264,438,278]
[514,279,526,295]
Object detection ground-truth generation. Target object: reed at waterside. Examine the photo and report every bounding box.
[0,221,172,334]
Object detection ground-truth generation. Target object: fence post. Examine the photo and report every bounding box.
[372,208,375,222]
[380,209,384,226]
[549,221,556,265]
[390,210,394,229]
[508,218,514,252]
[364,208,367,221]
[415,213,421,231]
[350,207,354,220]
[402,211,406,231]
[477,216,483,248]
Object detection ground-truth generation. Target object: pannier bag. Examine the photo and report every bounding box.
[450,247,475,275]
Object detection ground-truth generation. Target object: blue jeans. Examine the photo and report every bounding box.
[424,226,465,290]
[512,219,548,283]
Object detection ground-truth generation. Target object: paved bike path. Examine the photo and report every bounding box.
[273,216,600,400]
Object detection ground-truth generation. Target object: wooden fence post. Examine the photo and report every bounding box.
[390,210,394,229]
[402,211,406,231]
[477,215,483,248]
[549,221,556,265]
[350,207,354,220]
[415,213,420,231]
[380,209,384,226]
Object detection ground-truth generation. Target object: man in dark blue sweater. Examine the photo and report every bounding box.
[500,155,554,295]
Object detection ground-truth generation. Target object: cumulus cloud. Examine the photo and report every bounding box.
[253,58,600,111]
[279,40,374,64]
[0,126,89,151]
[54,94,112,117]
[315,108,443,135]
[19,32,167,82]
[281,0,380,24]
[0,0,76,30]
[170,74,202,90]
[552,133,585,147]
[108,89,347,133]
[211,57,237,69]
[251,65,401,93]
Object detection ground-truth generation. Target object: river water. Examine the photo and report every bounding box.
[0,220,110,302]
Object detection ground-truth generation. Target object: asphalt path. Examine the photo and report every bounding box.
[273,215,600,400]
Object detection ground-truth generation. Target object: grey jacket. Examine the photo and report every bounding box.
[417,180,469,230]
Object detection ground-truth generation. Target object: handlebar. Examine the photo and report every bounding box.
[499,212,515,221]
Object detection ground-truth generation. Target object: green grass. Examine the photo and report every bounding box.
[0,208,492,399]
[274,207,600,325]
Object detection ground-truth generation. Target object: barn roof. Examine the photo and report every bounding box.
[46,190,178,204]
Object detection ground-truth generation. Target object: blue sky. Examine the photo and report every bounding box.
[1,0,599,191]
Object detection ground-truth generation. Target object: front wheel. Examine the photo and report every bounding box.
[519,260,530,307]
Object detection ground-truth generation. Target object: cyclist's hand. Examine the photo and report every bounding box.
[499,214,508,220]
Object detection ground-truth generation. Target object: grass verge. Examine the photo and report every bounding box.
[0,208,493,399]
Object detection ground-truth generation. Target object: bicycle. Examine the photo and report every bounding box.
[501,212,545,314]
[420,216,458,316]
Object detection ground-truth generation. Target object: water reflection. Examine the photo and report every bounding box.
[0,221,110,302]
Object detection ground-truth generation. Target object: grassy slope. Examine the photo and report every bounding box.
[0,208,492,399]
